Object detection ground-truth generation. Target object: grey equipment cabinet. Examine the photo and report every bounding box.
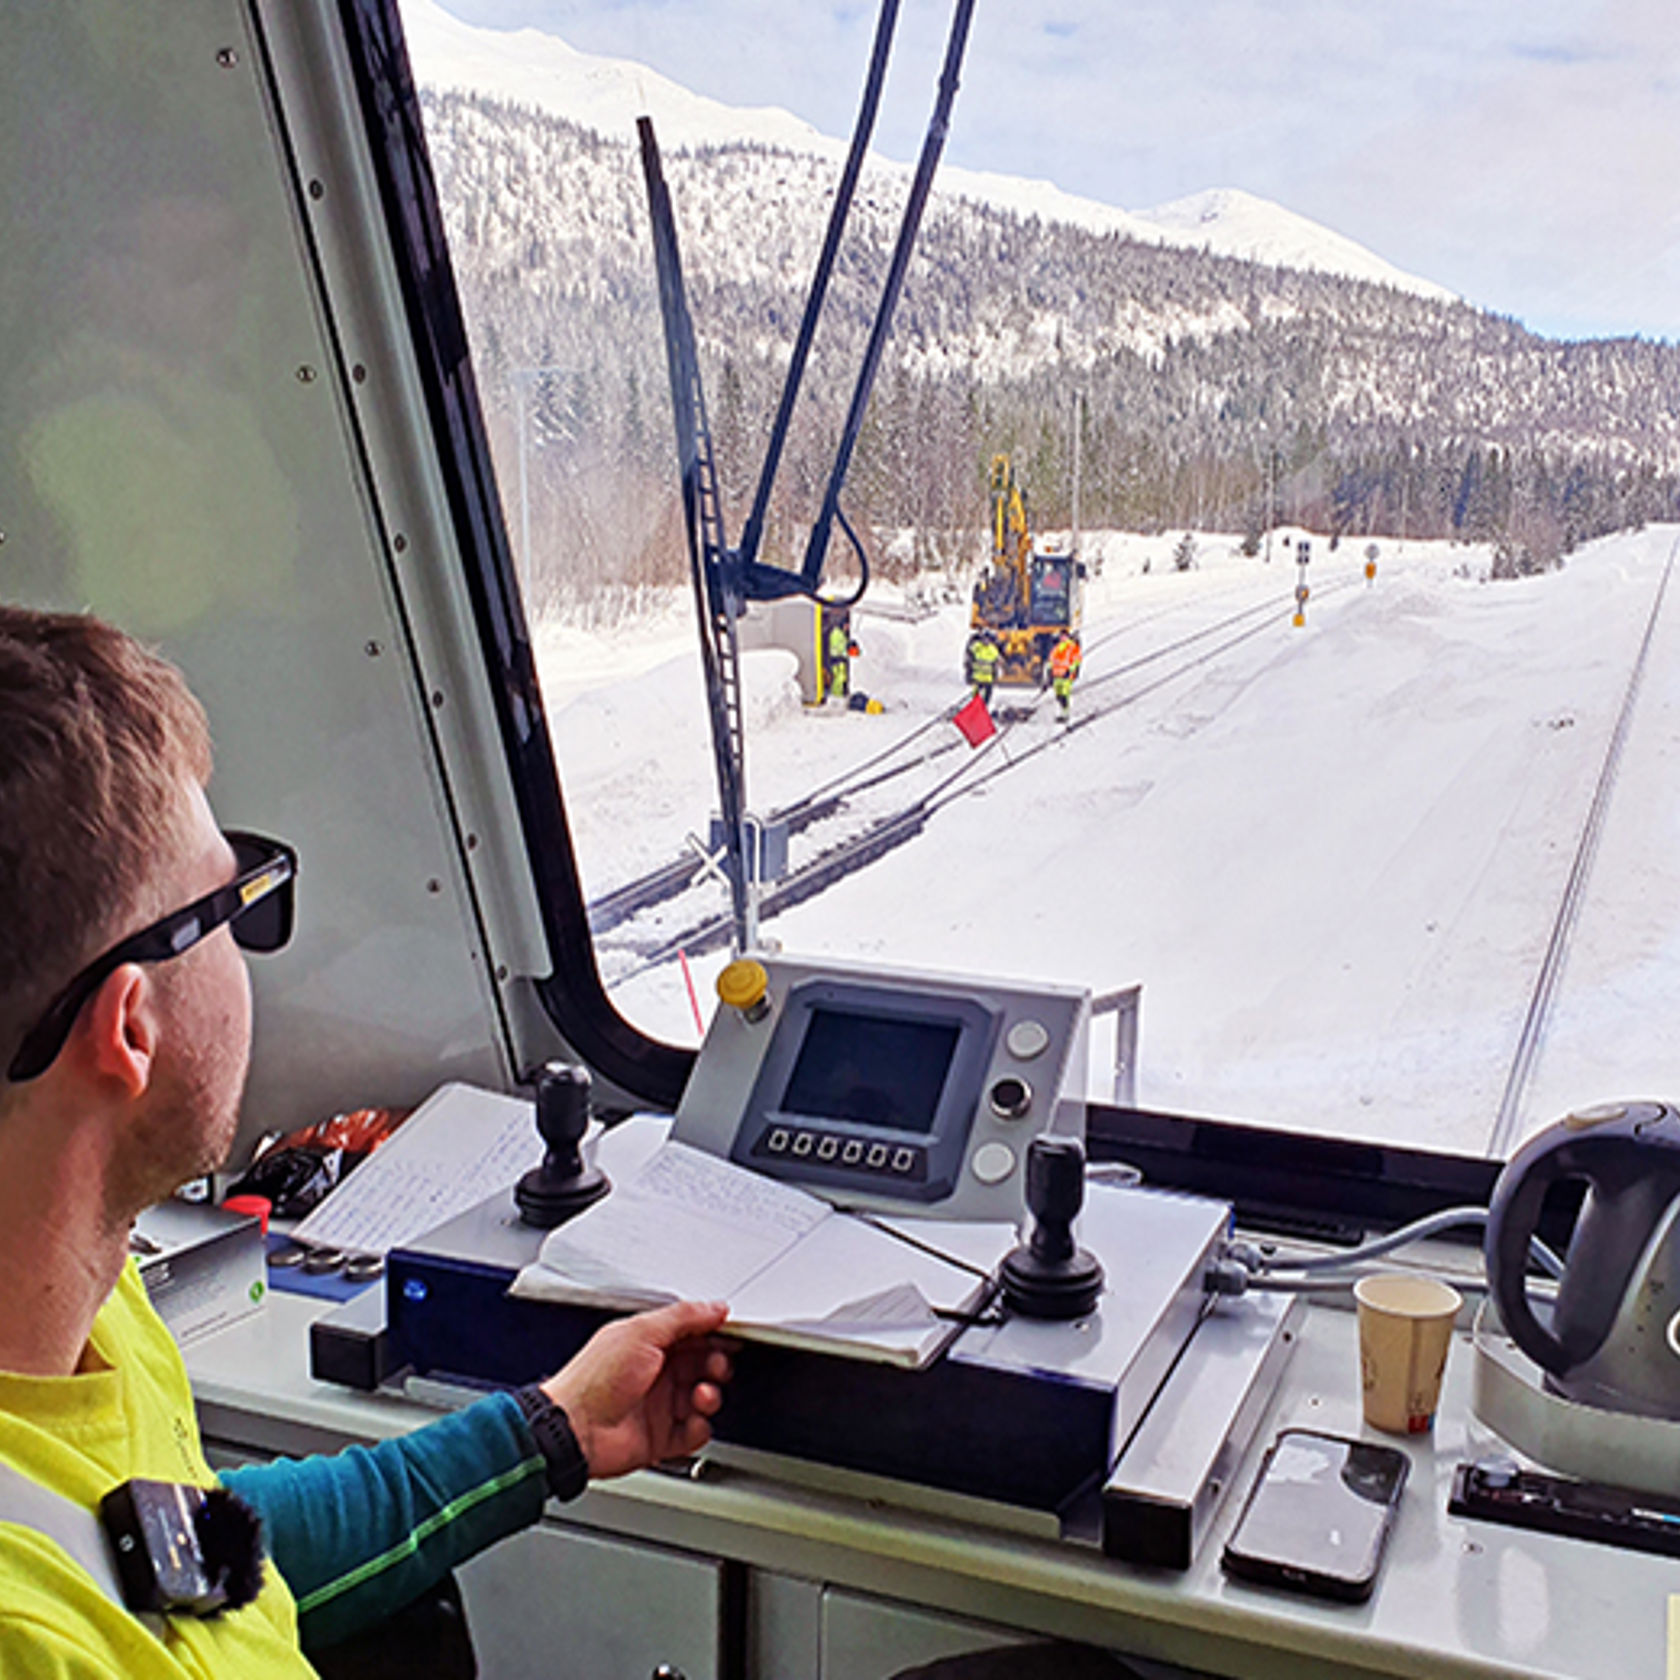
[455,1519,725,1680]
[820,1585,1025,1680]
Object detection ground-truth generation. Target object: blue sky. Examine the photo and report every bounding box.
[431,0,1680,341]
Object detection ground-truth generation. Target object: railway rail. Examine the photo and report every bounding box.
[1485,532,1680,1154]
[597,568,1365,973]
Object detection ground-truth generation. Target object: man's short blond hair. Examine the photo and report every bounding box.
[0,606,212,1074]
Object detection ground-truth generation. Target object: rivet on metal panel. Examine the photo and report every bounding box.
[364,641,382,658]
[296,365,317,383]
[352,364,367,384]
[426,879,443,895]
[392,534,408,553]
[215,48,239,68]
[466,833,479,850]
[308,179,325,201]
[495,965,509,983]
[431,691,445,708]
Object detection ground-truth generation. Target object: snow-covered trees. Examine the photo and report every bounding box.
[421,86,1680,614]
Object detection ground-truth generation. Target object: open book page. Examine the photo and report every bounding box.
[727,1212,992,1365]
[866,1214,1022,1275]
[510,1139,993,1366]
[515,1140,828,1307]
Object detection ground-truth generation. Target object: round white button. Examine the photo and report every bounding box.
[971,1142,1017,1184]
[1006,1020,1051,1061]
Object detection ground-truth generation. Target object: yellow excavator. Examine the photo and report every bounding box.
[967,454,1084,686]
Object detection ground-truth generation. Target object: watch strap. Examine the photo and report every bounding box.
[511,1386,590,1502]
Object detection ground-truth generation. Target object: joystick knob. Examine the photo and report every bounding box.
[515,1062,610,1228]
[999,1135,1105,1320]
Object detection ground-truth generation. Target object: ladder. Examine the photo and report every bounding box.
[639,119,753,949]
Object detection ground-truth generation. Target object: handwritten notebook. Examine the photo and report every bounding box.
[291,1084,547,1257]
[509,1140,994,1369]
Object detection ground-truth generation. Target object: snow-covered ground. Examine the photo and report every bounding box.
[536,526,1680,1160]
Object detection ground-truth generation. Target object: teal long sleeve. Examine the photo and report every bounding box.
[222,1392,549,1651]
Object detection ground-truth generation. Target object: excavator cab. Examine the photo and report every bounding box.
[1028,555,1081,629]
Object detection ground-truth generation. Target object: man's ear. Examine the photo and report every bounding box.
[78,966,161,1099]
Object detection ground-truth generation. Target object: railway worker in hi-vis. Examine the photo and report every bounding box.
[967,630,1000,706]
[1048,631,1082,721]
[826,617,855,701]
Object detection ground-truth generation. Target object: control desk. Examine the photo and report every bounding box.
[219,958,1670,1677]
[188,1285,1667,1680]
[377,952,1225,1533]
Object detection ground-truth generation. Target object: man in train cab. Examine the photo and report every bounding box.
[0,605,733,1676]
[1047,630,1082,722]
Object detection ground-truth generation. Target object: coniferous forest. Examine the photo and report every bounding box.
[420,87,1680,619]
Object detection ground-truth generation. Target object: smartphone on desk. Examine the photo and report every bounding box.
[1221,1428,1409,1604]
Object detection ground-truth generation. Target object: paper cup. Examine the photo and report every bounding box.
[1354,1273,1462,1434]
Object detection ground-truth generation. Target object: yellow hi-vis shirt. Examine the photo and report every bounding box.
[0,1262,312,1679]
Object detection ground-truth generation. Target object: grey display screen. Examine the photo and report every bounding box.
[780,1007,962,1135]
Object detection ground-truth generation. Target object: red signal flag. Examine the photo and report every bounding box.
[953,692,997,747]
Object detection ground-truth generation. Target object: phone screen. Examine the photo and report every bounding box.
[1222,1429,1409,1602]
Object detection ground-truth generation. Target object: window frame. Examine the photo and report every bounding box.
[336,0,692,1111]
[335,0,1566,1242]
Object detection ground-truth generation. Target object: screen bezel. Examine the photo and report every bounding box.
[731,978,1002,1202]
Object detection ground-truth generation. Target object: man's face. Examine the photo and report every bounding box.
[120,781,255,1205]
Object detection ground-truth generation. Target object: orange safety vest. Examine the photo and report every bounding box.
[1049,638,1081,680]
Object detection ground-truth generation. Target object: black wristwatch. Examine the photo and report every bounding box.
[512,1385,590,1502]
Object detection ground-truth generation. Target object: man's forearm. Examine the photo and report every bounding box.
[222,1392,550,1651]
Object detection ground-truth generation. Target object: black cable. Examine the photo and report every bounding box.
[797,0,978,597]
[737,0,901,579]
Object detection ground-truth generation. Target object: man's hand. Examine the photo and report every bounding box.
[540,1300,733,1481]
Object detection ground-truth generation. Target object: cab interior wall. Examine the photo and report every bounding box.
[0,0,598,1144]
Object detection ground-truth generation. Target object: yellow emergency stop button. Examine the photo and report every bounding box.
[717,958,771,1021]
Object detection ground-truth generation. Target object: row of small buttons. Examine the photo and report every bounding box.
[756,1128,925,1179]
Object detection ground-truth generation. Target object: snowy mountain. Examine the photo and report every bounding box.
[1131,188,1455,303]
[394,0,1680,615]
[399,0,1454,304]
[401,0,831,156]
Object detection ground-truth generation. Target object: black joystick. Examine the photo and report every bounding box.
[515,1062,610,1228]
[999,1135,1105,1320]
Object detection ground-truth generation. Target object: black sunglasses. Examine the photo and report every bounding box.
[6,831,298,1084]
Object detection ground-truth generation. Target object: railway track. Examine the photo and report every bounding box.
[597,567,1366,974]
[1485,533,1680,1154]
